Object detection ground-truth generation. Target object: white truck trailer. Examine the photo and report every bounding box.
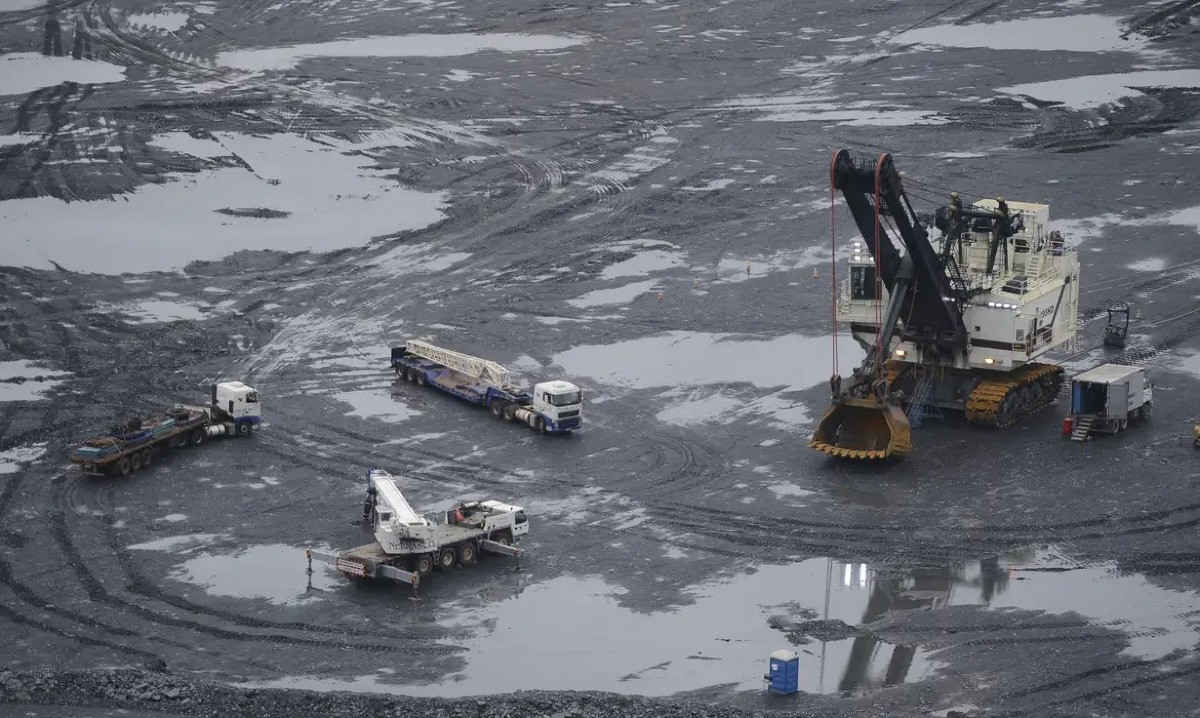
[306,469,527,592]
[1063,363,1152,441]
[390,339,583,434]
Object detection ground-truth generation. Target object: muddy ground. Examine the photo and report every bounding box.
[2,0,1200,716]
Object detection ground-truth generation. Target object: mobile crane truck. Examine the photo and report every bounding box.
[306,468,526,591]
[69,381,261,476]
[810,149,1080,460]
[391,339,583,434]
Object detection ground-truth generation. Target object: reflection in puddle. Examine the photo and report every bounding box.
[172,543,339,605]
[247,559,940,697]
[248,545,1200,698]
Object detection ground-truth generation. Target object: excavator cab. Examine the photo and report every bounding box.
[810,397,912,460]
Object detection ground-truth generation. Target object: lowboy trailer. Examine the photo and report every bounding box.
[390,339,583,434]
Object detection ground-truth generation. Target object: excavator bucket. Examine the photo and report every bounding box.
[809,397,912,460]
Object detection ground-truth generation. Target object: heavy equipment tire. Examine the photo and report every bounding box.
[458,543,477,566]
[437,547,457,571]
[414,554,433,577]
[237,422,252,437]
[189,429,204,446]
[491,401,505,419]
[141,449,153,468]
[492,531,512,547]
[118,457,131,476]
[416,373,427,386]
[503,404,517,422]
[130,452,142,472]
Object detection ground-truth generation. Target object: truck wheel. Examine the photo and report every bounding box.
[130,452,142,472]
[118,457,131,476]
[237,422,252,437]
[141,449,153,468]
[503,404,517,422]
[535,417,546,434]
[458,544,477,566]
[492,531,512,547]
[491,401,505,419]
[416,373,427,386]
[1142,403,1151,420]
[189,429,204,446]
[414,554,433,577]
[437,547,457,571]
[404,368,415,383]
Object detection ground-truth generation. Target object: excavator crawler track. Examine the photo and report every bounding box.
[965,363,1063,428]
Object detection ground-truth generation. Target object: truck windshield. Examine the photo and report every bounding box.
[547,391,581,406]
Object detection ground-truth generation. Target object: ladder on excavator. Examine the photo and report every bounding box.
[405,340,515,388]
[905,368,942,428]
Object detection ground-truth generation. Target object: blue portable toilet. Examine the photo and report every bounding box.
[767,649,799,695]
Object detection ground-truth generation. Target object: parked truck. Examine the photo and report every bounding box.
[69,381,261,476]
[1062,364,1152,441]
[390,339,583,434]
[306,468,526,591]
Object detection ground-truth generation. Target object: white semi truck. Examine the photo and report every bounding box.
[390,339,583,434]
[306,469,527,591]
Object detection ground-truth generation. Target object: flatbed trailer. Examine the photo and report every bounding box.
[308,468,527,592]
[69,381,261,477]
[390,340,582,434]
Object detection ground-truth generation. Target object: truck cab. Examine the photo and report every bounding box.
[532,380,583,432]
[212,381,262,430]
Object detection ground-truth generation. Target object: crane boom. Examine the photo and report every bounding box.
[405,340,514,388]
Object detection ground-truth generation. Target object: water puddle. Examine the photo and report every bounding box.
[0,132,448,273]
[0,52,126,97]
[250,559,940,697]
[892,15,1147,54]
[0,444,45,474]
[217,33,586,72]
[101,299,210,324]
[599,241,685,280]
[334,389,423,424]
[567,279,661,308]
[553,331,861,391]
[171,543,339,605]
[999,69,1200,110]
[128,533,227,553]
[249,546,1200,697]
[0,360,72,402]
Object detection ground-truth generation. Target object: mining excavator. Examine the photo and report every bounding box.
[810,150,1080,460]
